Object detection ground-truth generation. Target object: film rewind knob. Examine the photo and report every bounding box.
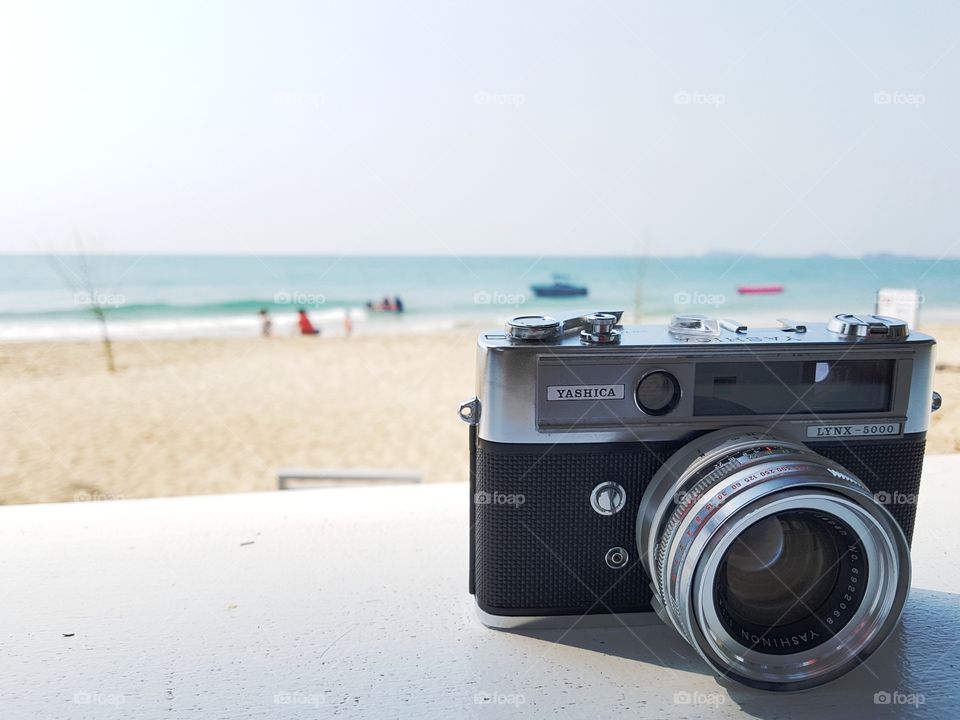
[504,315,562,341]
[505,311,624,343]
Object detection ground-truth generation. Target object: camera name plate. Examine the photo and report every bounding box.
[806,422,902,438]
[547,384,625,401]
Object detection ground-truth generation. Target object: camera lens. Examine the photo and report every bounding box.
[720,512,839,629]
[637,428,910,691]
[635,371,680,415]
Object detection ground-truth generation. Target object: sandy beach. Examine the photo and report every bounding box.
[1,324,958,505]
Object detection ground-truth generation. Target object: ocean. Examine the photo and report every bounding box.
[0,254,957,341]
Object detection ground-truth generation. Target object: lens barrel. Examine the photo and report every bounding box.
[637,428,911,691]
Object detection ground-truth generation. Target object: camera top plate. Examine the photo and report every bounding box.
[482,313,930,350]
[470,313,936,444]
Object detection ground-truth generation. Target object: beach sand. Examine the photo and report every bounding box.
[1,325,958,505]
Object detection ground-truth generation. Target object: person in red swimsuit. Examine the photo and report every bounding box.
[297,309,320,335]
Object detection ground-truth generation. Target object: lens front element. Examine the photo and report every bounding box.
[716,509,866,655]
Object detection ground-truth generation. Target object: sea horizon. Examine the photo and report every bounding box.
[1,253,958,342]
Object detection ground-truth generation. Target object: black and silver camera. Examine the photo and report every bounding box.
[460,311,941,691]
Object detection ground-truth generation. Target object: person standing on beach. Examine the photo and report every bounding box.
[297,308,320,336]
[258,308,273,337]
[343,308,353,337]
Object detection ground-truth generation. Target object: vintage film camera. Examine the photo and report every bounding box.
[460,312,941,690]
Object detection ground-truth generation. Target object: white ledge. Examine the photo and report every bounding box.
[2,455,959,718]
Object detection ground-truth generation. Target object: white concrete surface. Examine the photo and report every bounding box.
[1,456,958,719]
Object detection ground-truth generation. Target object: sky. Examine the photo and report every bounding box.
[1,0,960,257]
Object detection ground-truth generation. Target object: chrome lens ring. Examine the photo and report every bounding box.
[637,428,912,691]
[690,491,909,690]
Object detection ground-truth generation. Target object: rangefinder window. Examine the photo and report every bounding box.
[694,359,896,416]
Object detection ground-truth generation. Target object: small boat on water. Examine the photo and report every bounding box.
[737,284,784,295]
[531,274,588,298]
